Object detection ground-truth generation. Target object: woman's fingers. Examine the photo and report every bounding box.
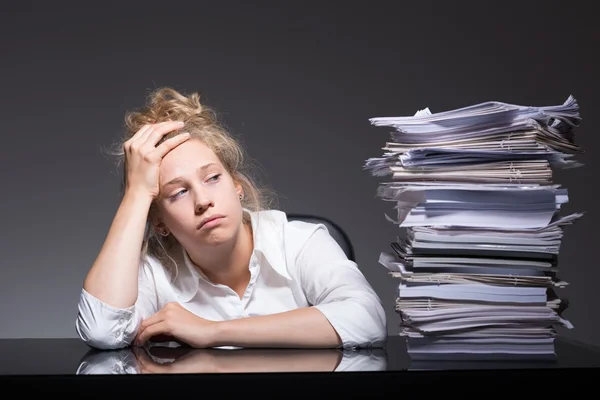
[152,132,191,159]
[124,124,152,150]
[121,120,189,198]
[130,125,155,149]
[125,120,184,151]
[142,121,185,148]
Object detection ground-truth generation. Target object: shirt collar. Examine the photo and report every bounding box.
[171,209,292,303]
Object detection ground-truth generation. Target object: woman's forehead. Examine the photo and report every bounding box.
[159,142,225,188]
[162,140,220,170]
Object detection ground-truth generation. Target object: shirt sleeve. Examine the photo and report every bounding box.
[295,224,388,349]
[75,260,161,350]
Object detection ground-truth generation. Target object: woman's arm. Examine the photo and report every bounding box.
[83,190,153,308]
[78,121,191,349]
[76,262,160,350]
[210,224,387,349]
[297,225,388,348]
[76,190,161,349]
[212,306,341,348]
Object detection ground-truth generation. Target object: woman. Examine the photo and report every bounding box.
[76,87,387,350]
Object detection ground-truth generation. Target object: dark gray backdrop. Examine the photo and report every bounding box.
[2,1,598,347]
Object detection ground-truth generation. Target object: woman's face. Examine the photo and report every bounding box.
[154,138,244,249]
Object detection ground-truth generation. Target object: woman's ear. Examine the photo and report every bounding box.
[234,182,244,199]
[153,221,170,236]
[150,210,169,236]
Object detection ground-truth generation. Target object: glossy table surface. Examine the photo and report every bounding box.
[2,335,599,395]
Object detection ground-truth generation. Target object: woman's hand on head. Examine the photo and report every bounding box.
[133,302,219,348]
[123,121,191,200]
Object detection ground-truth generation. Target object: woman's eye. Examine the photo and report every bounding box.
[208,174,221,182]
[171,189,187,198]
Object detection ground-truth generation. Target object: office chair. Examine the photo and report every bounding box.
[286,213,356,262]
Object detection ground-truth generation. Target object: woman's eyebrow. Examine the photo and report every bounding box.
[162,163,220,189]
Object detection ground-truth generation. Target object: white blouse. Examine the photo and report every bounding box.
[75,209,387,350]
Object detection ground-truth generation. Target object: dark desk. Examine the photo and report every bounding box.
[1,336,599,395]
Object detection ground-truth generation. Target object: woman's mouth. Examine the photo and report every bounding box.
[198,216,225,230]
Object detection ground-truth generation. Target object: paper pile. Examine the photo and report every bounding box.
[365,96,584,361]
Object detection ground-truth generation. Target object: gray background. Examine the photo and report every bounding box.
[2,1,598,346]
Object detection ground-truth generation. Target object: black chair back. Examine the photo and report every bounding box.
[286,213,356,262]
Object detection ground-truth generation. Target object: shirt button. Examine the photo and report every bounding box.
[119,318,124,324]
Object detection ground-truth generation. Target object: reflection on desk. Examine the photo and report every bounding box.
[1,335,600,376]
[76,344,388,375]
[2,335,600,395]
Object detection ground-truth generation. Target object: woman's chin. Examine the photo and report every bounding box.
[194,229,233,245]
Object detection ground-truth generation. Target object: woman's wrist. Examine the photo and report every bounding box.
[209,320,230,348]
[123,188,154,207]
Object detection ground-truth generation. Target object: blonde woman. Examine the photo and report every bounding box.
[76,88,387,350]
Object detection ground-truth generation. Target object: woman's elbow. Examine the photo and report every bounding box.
[323,295,387,349]
[363,297,388,346]
[75,312,133,350]
[345,290,388,347]
[75,289,139,350]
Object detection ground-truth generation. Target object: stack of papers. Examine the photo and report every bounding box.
[365,96,584,361]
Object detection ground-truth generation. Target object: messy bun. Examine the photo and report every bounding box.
[105,87,277,278]
[124,88,212,139]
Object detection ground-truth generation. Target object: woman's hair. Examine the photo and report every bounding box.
[105,87,277,276]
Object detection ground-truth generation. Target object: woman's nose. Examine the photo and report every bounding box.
[194,195,212,214]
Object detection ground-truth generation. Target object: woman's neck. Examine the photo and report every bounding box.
[186,222,254,296]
